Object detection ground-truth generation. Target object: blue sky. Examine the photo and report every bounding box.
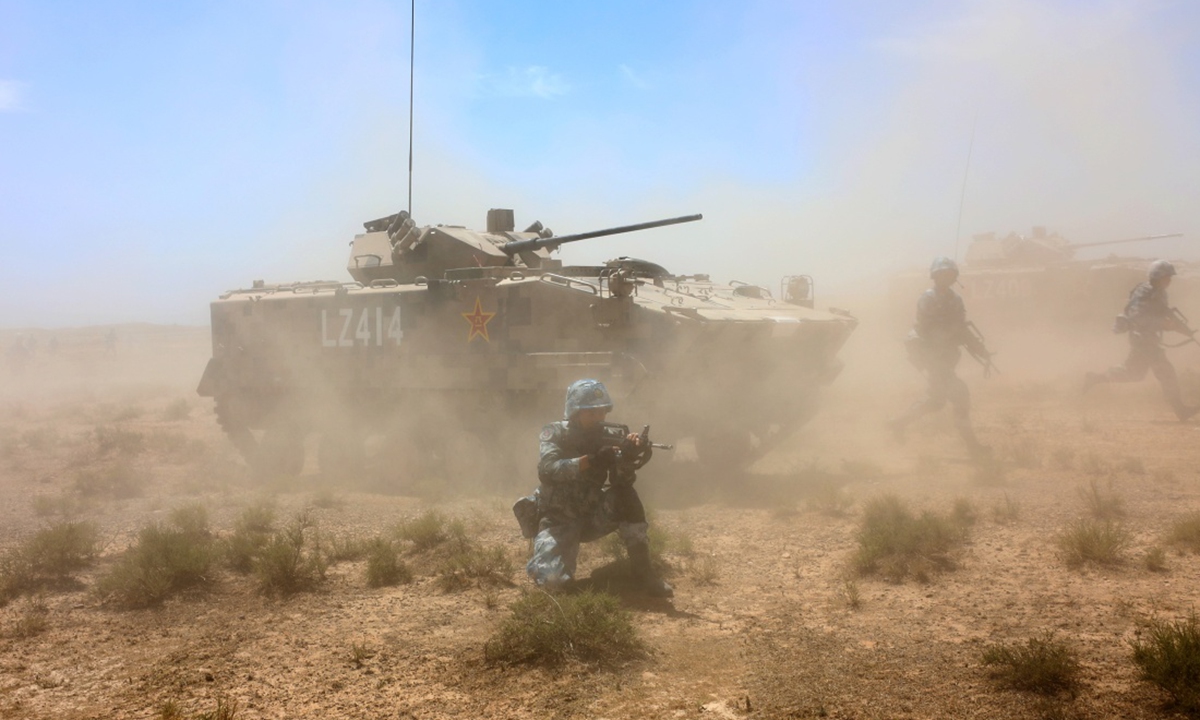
[1,0,1198,326]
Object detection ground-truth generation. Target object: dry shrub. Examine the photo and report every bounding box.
[1004,436,1042,469]
[255,511,326,596]
[0,521,100,604]
[31,494,83,518]
[853,495,968,583]
[146,431,207,464]
[992,493,1021,525]
[1131,613,1200,712]
[93,426,145,457]
[484,590,645,667]
[365,538,413,588]
[73,460,146,500]
[309,487,345,510]
[8,597,50,638]
[395,510,449,551]
[687,554,720,586]
[1145,547,1168,573]
[1167,512,1200,553]
[1057,519,1129,569]
[806,479,855,517]
[224,501,276,573]
[97,505,215,608]
[161,398,191,422]
[436,542,513,592]
[1079,479,1125,520]
[981,632,1081,694]
[324,533,368,564]
[22,427,61,452]
[1049,446,1075,470]
[952,498,978,526]
[159,696,239,720]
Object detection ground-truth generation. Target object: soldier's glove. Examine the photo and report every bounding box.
[589,445,619,470]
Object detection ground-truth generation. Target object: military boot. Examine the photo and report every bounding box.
[627,543,673,598]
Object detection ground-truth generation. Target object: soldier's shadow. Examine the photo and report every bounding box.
[578,561,701,619]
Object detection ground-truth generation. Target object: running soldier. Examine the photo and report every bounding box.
[1084,260,1197,420]
[890,257,992,457]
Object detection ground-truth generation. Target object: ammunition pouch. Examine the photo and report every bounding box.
[1112,314,1131,335]
[512,492,540,539]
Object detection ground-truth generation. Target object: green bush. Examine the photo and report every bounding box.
[484,590,645,667]
[365,538,413,588]
[255,511,326,596]
[1131,613,1200,712]
[97,510,215,608]
[853,495,967,582]
[1057,519,1129,569]
[981,632,1080,693]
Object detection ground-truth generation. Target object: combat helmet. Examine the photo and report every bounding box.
[929,256,959,282]
[1149,259,1177,283]
[564,379,613,419]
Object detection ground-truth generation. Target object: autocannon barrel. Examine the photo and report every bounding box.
[1068,233,1183,251]
[501,213,702,255]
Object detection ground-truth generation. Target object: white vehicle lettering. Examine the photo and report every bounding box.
[387,306,403,345]
[355,309,371,346]
[338,308,354,347]
[321,306,403,347]
[321,310,336,348]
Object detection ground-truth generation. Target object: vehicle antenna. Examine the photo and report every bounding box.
[407,0,416,215]
[952,113,977,263]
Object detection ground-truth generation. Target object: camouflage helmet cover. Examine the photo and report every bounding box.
[929,256,959,280]
[1149,259,1177,282]
[564,379,613,419]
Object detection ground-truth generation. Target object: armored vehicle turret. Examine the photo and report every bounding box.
[198,208,857,485]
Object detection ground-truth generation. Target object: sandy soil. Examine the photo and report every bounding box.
[2,322,1200,720]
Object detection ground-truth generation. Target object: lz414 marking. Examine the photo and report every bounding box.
[321,306,403,347]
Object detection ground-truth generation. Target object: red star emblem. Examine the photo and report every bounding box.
[462,297,496,342]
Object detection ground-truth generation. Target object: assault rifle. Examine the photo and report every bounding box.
[963,321,1000,377]
[598,422,674,471]
[1165,308,1200,348]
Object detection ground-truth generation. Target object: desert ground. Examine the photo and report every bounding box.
[2,316,1200,720]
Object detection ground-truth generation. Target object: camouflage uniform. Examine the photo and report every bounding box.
[891,259,988,454]
[525,421,652,587]
[1088,277,1194,419]
[523,380,669,596]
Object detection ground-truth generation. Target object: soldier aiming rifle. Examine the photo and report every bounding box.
[514,379,674,597]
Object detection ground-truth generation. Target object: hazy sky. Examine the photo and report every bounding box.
[2,0,1198,327]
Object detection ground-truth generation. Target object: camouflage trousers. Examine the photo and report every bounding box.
[894,361,981,448]
[1101,341,1189,418]
[526,484,648,590]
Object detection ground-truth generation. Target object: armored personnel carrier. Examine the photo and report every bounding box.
[198,209,857,483]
